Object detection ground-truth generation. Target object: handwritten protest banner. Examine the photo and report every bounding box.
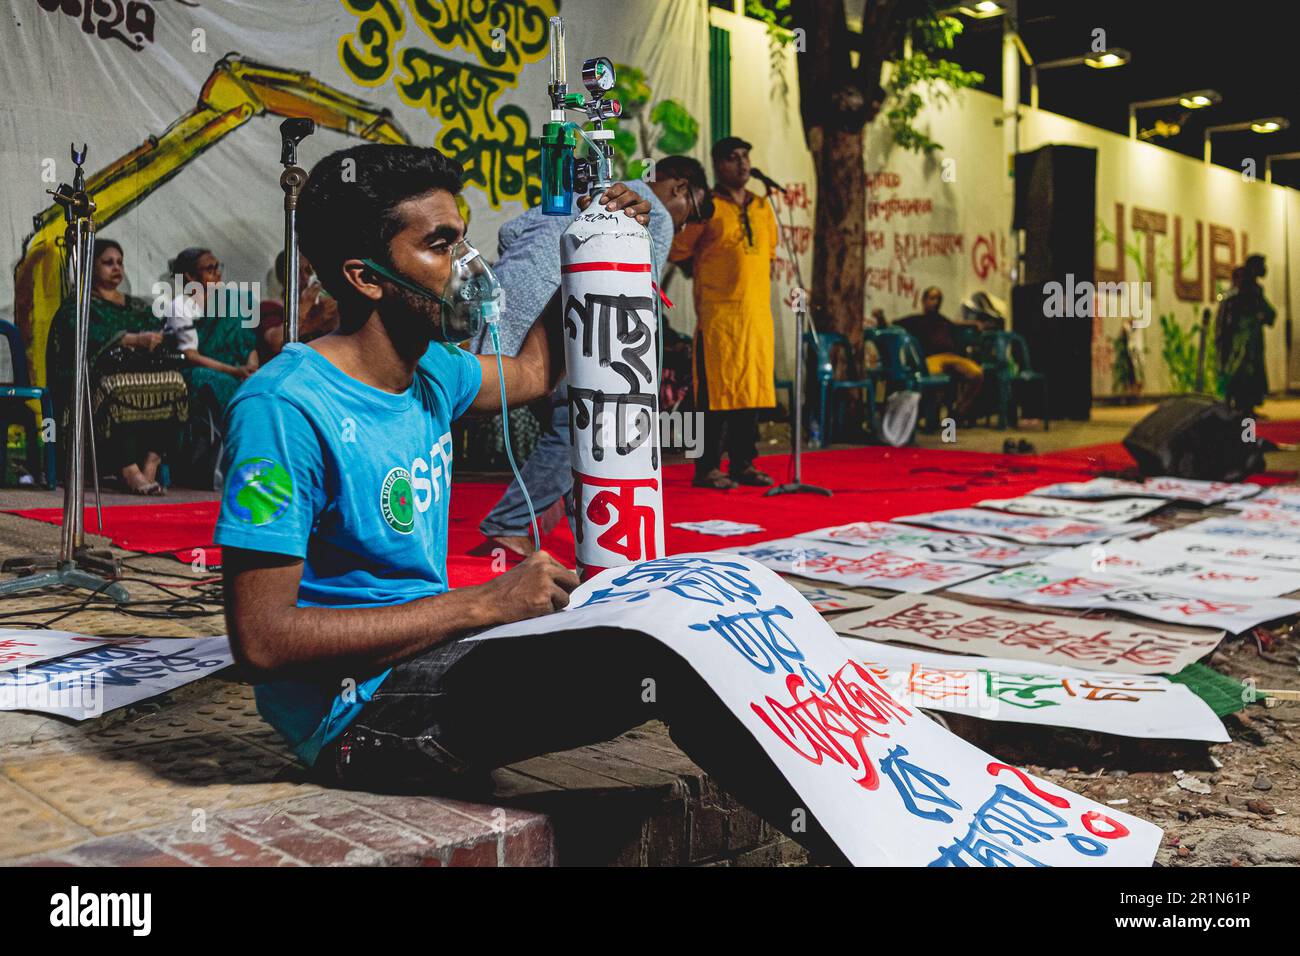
[895,508,1156,546]
[1032,477,1261,506]
[976,495,1167,523]
[831,593,1221,674]
[1204,506,1300,531]
[1178,516,1300,549]
[724,537,989,592]
[0,637,232,720]
[0,629,111,673]
[783,579,878,614]
[471,554,1161,866]
[795,521,1055,567]
[840,639,1229,742]
[950,564,1300,633]
[1048,540,1300,598]
[1142,530,1300,571]
[1226,494,1300,513]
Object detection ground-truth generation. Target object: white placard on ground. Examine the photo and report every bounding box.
[795,521,1055,566]
[1141,530,1300,571]
[470,554,1161,866]
[782,579,878,614]
[1179,516,1300,549]
[1033,477,1262,506]
[841,638,1229,742]
[830,593,1222,674]
[0,637,234,720]
[1225,495,1300,513]
[977,495,1167,523]
[0,629,111,674]
[671,520,766,537]
[724,537,990,593]
[895,508,1156,546]
[1047,539,1300,598]
[950,563,1300,634]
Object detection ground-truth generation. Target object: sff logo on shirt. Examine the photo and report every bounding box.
[380,433,454,535]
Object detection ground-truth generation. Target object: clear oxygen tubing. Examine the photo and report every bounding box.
[490,322,542,553]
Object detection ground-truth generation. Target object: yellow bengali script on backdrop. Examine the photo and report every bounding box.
[339,0,558,208]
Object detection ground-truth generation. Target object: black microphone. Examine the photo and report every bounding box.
[749,167,786,197]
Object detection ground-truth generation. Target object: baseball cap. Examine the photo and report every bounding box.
[711,136,752,162]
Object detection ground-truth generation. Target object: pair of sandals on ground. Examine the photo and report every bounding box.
[692,464,773,490]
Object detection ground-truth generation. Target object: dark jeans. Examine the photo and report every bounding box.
[316,628,843,863]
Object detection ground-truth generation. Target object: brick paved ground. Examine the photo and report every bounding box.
[0,512,807,866]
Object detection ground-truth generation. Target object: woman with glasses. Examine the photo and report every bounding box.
[46,239,188,494]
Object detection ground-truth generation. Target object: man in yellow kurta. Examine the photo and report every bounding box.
[670,136,777,490]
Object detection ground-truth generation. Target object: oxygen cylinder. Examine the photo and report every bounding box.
[560,201,664,578]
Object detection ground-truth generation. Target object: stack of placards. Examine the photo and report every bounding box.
[894,508,1156,546]
[1044,539,1300,598]
[794,520,1056,566]
[948,562,1300,633]
[724,537,990,592]
[974,495,1167,523]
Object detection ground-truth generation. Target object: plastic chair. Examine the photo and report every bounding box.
[808,331,879,442]
[0,320,56,487]
[978,330,1049,431]
[865,327,950,434]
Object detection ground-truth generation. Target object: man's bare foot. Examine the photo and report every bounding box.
[489,534,536,559]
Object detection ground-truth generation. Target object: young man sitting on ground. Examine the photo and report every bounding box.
[217,145,837,862]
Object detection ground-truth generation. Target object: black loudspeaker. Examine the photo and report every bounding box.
[1012,145,1099,421]
[1014,145,1097,283]
[1123,395,1264,481]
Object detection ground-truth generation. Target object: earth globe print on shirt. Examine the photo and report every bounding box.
[225,457,294,526]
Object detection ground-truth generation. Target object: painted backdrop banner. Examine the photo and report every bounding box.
[1,0,709,386]
[471,554,1161,866]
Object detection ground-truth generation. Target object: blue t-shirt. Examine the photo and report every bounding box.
[214,341,483,764]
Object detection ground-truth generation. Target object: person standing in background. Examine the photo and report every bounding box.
[1216,255,1275,417]
[670,137,777,490]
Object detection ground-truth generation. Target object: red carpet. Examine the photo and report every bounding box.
[8,436,1297,587]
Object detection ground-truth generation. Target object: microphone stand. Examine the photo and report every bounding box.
[279,118,315,344]
[0,144,129,602]
[764,180,831,498]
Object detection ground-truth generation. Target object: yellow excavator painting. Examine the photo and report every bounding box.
[13,53,414,393]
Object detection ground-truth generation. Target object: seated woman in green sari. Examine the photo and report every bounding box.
[162,247,259,415]
[46,239,189,495]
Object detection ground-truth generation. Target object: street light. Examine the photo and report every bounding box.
[1128,89,1221,140]
[1264,151,1300,184]
[956,1,1007,17]
[1203,117,1290,164]
[1031,49,1130,110]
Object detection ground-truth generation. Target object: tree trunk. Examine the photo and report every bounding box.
[808,124,866,346]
